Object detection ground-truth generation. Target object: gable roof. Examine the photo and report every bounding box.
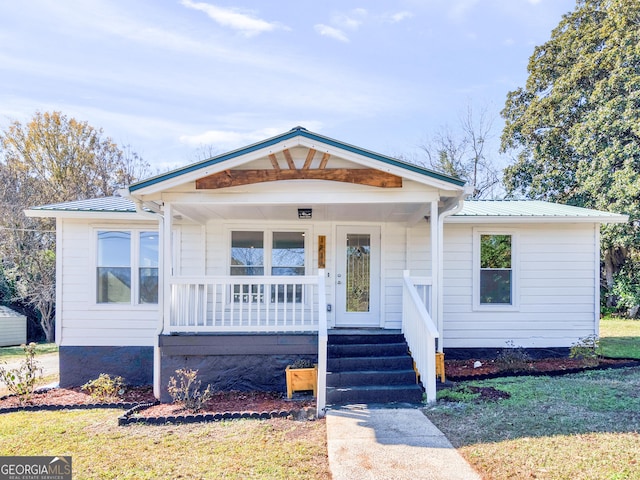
[450,200,628,224]
[129,126,466,193]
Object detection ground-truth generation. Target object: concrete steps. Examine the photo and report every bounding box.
[326,331,423,405]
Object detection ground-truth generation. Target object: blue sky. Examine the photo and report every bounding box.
[0,0,576,171]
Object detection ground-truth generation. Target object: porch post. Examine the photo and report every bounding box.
[429,200,440,351]
[154,202,172,399]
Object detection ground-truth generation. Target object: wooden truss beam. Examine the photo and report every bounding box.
[196,168,403,189]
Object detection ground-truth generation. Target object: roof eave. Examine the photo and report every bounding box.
[446,214,629,224]
[25,209,152,221]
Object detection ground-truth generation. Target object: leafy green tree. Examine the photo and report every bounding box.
[500,0,640,310]
[0,111,151,341]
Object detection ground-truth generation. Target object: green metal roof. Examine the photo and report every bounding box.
[455,200,628,221]
[129,126,466,192]
[29,196,137,213]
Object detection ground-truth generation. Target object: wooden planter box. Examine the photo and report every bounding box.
[285,365,318,398]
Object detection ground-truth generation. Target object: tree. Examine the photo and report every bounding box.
[0,111,151,341]
[420,104,502,199]
[500,0,640,312]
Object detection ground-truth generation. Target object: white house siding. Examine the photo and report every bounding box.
[58,219,159,347]
[442,223,598,348]
[168,219,433,330]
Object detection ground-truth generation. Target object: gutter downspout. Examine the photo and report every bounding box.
[436,195,466,353]
[122,189,165,400]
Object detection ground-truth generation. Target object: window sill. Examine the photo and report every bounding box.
[89,304,160,311]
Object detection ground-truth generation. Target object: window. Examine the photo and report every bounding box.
[96,230,158,304]
[230,230,306,302]
[479,234,513,305]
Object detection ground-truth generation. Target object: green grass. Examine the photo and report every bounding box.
[425,367,640,479]
[600,317,640,359]
[0,343,58,360]
[0,410,330,479]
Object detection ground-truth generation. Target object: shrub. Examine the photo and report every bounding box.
[82,374,125,401]
[288,359,314,369]
[495,341,532,373]
[569,335,600,367]
[0,342,42,404]
[167,368,213,413]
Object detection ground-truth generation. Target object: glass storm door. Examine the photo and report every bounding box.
[335,226,381,327]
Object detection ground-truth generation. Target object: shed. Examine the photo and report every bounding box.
[0,306,27,347]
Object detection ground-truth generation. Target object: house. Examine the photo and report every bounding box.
[26,127,627,412]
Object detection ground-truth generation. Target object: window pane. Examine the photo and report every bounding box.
[480,235,511,269]
[231,231,264,276]
[139,268,159,304]
[272,231,305,275]
[98,231,130,267]
[97,231,131,303]
[346,233,371,312]
[140,232,159,268]
[480,270,512,304]
[139,232,159,304]
[97,267,131,303]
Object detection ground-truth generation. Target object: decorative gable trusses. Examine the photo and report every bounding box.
[195,147,403,189]
[129,127,465,196]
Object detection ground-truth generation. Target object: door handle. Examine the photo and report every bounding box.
[337,280,342,284]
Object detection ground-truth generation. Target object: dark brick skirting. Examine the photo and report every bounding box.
[59,346,153,387]
[159,333,318,403]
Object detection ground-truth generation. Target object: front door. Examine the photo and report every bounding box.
[335,226,381,327]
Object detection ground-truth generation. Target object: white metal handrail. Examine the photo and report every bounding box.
[168,275,320,333]
[402,271,438,403]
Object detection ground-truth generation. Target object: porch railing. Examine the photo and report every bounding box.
[168,274,322,333]
[402,271,438,403]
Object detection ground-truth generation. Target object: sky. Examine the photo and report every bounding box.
[0,0,577,172]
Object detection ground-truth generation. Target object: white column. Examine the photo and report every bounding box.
[429,200,440,350]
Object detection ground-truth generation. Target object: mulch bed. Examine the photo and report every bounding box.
[0,387,317,426]
[446,357,640,381]
[0,386,156,413]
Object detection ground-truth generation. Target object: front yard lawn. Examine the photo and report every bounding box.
[0,409,330,479]
[599,316,640,359]
[425,367,640,479]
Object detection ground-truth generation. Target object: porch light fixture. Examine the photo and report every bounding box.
[298,208,312,219]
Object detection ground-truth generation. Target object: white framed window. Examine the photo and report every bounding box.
[229,229,308,303]
[473,229,518,310]
[96,229,159,305]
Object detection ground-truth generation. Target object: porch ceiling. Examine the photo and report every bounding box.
[171,202,429,224]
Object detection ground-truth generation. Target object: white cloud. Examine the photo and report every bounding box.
[179,128,276,148]
[180,0,287,37]
[314,24,349,42]
[527,0,543,4]
[388,11,413,23]
[332,8,368,30]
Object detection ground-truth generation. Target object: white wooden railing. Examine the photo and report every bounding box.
[167,274,322,333]
[402,271,439,403]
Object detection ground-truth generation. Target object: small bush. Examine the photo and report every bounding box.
[82,374,125,401]
[569,335,600,367]
[495,341,532,373]
[0,342,42,404]
[167,368,213,413]
[289,359,314,369]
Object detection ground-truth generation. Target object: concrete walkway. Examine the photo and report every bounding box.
[326,406,481,480]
